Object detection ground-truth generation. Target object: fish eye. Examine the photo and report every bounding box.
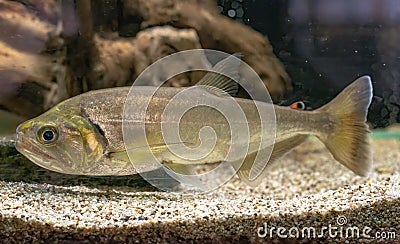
[296,102,305,110]
[37,125,59,144]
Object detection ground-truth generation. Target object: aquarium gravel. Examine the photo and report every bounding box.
[0,135,399,242]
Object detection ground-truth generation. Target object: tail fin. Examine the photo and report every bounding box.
[316,76,373,177]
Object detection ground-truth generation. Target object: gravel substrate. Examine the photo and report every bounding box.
[0,129,399,243]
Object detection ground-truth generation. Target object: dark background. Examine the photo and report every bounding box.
[0,0,398,132]
[218,0,400,128]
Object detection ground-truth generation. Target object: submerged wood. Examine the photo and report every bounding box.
[0,0,290,120]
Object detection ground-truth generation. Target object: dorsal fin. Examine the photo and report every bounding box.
[196,53,241,96]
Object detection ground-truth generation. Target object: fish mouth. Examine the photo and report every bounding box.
[15,135,56,163]
[15,134,82,175]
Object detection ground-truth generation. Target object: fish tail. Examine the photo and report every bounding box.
[316,76,373,177]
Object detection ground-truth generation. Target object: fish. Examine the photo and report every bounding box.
[15,58,373,187]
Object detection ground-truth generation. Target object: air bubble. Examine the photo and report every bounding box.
[231,1,240,9]
[228,9,236,18]
[236,7,244,18]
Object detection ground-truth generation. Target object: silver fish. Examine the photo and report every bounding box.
[15,61,373,187]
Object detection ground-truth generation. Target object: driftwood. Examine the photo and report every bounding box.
[122,0,291,97]
[0,0,290,120]
[0,0,63,117]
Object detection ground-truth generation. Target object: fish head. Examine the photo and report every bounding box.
[15,108,106,175]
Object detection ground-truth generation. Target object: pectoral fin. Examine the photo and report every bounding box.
[109,150,130,163]
[109,142,196,171]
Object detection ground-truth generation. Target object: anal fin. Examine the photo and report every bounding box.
[235,135,308,187]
